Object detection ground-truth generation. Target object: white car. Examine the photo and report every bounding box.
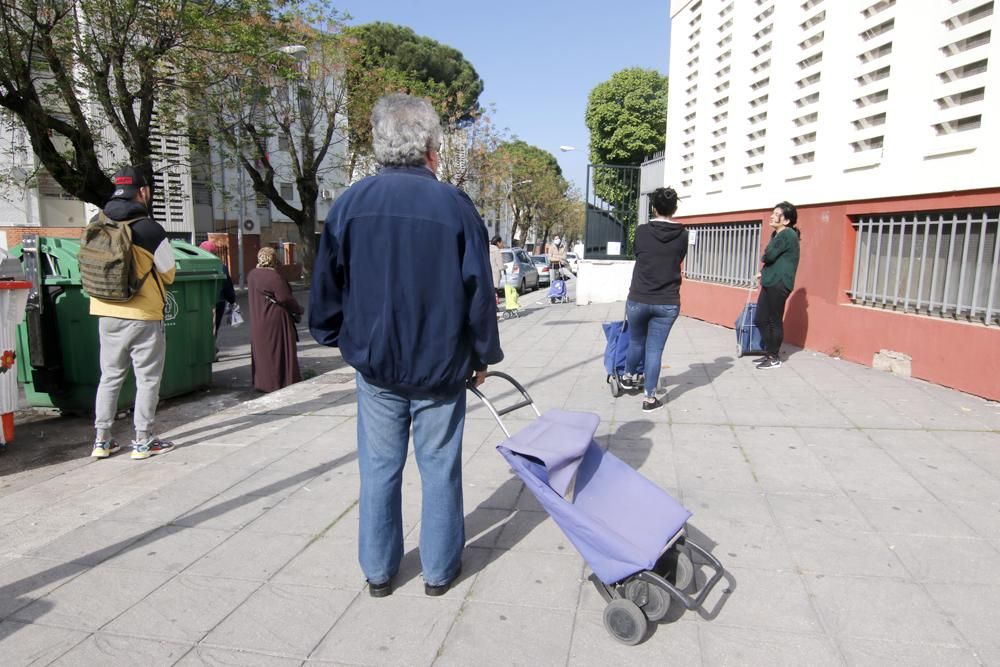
[565,252,579,274]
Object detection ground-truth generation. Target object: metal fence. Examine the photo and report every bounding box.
[584,164,640,258]
[850,209,1000,326]
[683,221,762,288]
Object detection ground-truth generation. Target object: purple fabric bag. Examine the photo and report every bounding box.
[497,409,692,584]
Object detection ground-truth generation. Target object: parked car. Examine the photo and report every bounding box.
[531,255,552,286]
[502,248,540,294]
[565,252,579,274]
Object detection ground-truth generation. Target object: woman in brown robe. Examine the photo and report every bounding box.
[247,247,304,392]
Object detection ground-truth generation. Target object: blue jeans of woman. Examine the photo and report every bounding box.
[625,301,680,397]
[355,373,466,586]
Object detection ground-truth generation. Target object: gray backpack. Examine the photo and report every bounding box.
[78,213,151,301]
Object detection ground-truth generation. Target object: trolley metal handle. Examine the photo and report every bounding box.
[466,371,541,437]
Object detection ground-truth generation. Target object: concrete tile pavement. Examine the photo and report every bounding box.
[0,291,999,665]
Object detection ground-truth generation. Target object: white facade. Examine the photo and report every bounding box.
[0,113,194,245]
[666,0,1000,215]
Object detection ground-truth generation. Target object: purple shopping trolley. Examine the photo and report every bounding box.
[468,372,725,645]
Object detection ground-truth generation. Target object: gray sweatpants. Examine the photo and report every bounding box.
[94,317,166,436]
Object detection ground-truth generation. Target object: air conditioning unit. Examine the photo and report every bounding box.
[241,216,261,235]
[320,188,334,201]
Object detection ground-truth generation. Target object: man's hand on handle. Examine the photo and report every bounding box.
[471,368,488,388]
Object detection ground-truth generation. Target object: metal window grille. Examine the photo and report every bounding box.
[850,209,1000,325]
[683,222,762,288]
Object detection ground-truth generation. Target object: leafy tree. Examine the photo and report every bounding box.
[585,67,668,168]
[584,67,667,251]
[343,22,483,180]
[536,187,584,249]
[0,0,261,204]
[495,140,573,248]
[197,7,351,278]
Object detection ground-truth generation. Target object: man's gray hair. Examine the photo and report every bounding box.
[371,94,443,167]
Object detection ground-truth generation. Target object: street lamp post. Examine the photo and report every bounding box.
[235,123,246,289]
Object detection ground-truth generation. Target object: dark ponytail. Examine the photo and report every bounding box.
[650,187,679,218]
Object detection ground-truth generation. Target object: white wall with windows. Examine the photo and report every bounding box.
[666,0,1000,215]
[0,108,195,241]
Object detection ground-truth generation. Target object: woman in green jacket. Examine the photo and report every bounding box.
[755,201,800,369]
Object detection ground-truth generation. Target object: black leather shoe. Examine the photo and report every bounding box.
[424,567,461,597]
[368,579,392,598]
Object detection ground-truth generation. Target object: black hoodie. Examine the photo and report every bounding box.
[627,219,688,305]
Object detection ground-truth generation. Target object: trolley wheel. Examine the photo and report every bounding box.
[624,579,671,622]
[609,374,622,398]
[674,548,694,591]
[550,297,556,304]
[603,599,647,646]
[736,343,744,358]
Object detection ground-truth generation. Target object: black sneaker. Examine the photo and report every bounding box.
[619,373,637,389]
[756,357,782,370]
[642,397,664,412]
[754,355,772,365]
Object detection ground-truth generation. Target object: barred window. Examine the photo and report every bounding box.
[850,209,1000,325]
[684,222,763,287]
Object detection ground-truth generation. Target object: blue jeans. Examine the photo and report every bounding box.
[355,373,466,586]
[625,301,680,397]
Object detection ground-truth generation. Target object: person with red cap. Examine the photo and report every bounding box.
[90,165,176,460]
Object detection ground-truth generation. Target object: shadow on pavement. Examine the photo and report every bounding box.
[0,444,359,640]
[1,290,347,479]
[664,355,735,403]
[682,522,736,621]
[164,386,353,445]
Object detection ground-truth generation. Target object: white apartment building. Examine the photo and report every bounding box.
[0,114,196,247]
[664,0,1000,401]
[666,0,998,214]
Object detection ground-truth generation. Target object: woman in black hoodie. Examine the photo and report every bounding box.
[622,187,688,412]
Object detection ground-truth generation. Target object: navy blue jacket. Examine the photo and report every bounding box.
[309,165,503,395]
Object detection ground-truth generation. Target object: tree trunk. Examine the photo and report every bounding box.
[296,196,319,281]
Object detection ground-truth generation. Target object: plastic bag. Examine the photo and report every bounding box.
[228,303,244,327]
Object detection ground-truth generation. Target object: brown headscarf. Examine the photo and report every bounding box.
[257,247,278,269]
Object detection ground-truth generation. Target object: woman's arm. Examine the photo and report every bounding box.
[272,275,304,314]
[762,231,790,265]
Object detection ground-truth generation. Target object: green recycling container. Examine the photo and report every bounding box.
[11,237,223,414]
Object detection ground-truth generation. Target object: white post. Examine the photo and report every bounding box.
[236,123,246,289]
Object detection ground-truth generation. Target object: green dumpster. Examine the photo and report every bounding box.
[11,236,223,414]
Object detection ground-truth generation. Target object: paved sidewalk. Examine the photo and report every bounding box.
[1,295,999,666]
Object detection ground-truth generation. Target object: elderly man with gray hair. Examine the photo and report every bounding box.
[310,94,503,598]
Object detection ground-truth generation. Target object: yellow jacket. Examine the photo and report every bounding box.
[88,202,176,321]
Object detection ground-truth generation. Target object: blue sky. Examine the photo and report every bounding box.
[339,0,671,192]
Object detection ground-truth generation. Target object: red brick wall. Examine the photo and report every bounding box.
[3,227,82,248]
[676,189,1000,401]
[207,233,302,283]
